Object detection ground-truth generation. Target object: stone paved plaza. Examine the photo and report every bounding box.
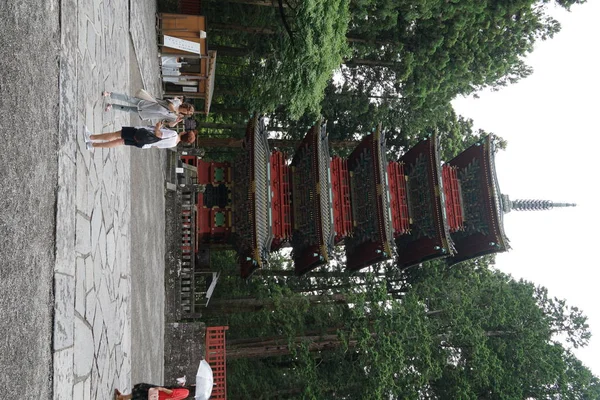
[1,0,171,397]
[52,0,166,398]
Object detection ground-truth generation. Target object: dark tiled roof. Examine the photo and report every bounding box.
[290,123,334,275]
[344,129,394,271]
[394,134,455,269]
[446,135,509,265]
[232,116,272,278]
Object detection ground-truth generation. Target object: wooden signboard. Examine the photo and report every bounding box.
[163,35,201,54]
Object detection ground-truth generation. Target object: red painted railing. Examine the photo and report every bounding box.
[205,326,229,400]
[387,161,410,236]
[270,151,292,250]
[442,165,464,232]
[330,156,353,243]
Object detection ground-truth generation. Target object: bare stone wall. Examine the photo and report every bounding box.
[165,189,184,323]
[164,187,207,383]
[164,321,206,384]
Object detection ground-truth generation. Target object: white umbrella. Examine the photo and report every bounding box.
[195,360,214,400]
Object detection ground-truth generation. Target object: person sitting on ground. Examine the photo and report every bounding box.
[83,123,196,150]
[103,91,194,127]
[114,384,190,400]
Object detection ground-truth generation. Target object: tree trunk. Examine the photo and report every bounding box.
[195,137,362,149]
[293,282,355,293]
[257,269,369,278]
[197,137,244,148]
[346,37,395,46]
[344,59,400,68]
[211,23,276,35]
[204,293,349,315]
[268,138,360,149]
[210,45,251,57]
[214,89,240,96]
[207,0,287,7]
[228,333,358,359]
[196,122,247,130]
[206,107,249,115]
[329,92,404,101]
[209,293,348,310]
[261,388,303,399]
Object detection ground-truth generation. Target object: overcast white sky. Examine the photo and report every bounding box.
[453,0,600,376]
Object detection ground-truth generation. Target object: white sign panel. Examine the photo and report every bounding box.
[161,67,181,76]
[163,35,201,54]
[162,76,181,83]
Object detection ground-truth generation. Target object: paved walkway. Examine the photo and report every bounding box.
[53,0,165,398]
[0,1,60,398]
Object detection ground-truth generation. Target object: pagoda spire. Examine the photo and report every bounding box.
[501,195,577,213]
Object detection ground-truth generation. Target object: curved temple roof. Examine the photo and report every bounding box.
[232,116,273,278]
[290,122,335,275]
[291,122,334,275]
[446,135,509,265]
[393,134,455,269]
[344,128,395,271]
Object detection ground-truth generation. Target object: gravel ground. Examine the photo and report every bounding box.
[129,145,167,384]
[1,0,168,395]
[128,42,168,385]
[0,0,60,397]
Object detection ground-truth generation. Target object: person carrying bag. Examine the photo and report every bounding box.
[83,123,196,151]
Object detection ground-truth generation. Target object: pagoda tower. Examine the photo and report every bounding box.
[390,134,456,269]
[442,135,508,265]
[288,122,335,275]
[444,135,576,265]
[501,196,577,213]
[285,123,396,274]
[181,118,575,278]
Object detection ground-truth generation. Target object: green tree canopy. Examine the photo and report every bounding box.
[211,256,598,399]
[344,0,575,104]
[205,0,350,117]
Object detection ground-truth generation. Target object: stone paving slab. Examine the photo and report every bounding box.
[0,0,60,398]
[54,0,164,398]
[130,0,163,98]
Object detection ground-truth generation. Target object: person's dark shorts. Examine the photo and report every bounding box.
[121,127,145,148]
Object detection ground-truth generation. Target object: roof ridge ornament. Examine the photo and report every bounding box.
[501,194,577,213]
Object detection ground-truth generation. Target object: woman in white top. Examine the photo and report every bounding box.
[102,91,195,127]
[83,123,196,150]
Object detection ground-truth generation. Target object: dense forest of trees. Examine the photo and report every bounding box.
[193,0,585,148]
[157,0,597,397]
[208,253,599,399]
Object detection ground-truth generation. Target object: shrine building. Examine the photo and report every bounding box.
[180,117,575,279]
